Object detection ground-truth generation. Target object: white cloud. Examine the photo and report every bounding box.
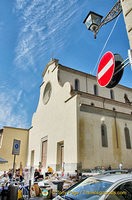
[14,0,85,71]
[15,0,27,10]
[0,88,29,129]
[16,90,23,103]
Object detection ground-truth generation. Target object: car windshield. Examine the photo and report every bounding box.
[62,177,113,200]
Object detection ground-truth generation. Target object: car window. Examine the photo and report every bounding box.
[62,177,112,200]
[106,181,132,200]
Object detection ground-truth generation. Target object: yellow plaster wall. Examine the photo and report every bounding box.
[0,127,29,172]
[78,107,132,170]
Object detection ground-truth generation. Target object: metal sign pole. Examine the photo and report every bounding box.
[29,180,31,198]
[13,154,16,175]
[12,139,21,178]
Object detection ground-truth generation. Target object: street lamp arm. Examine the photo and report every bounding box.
[94,0,122,38]
[100,0,122,27]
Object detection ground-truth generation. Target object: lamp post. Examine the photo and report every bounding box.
[83,0,122,38]
[83,0,132,85]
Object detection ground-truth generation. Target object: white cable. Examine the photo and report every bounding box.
[92,14,120,75]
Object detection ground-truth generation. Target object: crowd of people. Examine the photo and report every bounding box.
[34,166,53,182]
[0,163,124,185]
[0,168,24,185]
[0,165,54,186]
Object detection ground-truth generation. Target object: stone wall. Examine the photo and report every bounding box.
[121,0,132,48]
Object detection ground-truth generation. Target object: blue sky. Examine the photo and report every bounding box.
[0,0,131,129]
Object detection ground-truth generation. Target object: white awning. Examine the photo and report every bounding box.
[0,157,8,163]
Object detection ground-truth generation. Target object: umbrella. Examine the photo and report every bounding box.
[0,157,8,163]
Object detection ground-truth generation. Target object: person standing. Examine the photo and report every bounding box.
[76,170,82,181]
[34,169,40,182]
[8,169,13,181]
[108,165,111,170]
[119,163,123,170]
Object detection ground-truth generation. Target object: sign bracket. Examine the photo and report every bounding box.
[114,49,132,76]
[114,58,130,76]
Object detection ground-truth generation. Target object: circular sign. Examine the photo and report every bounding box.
[42,189,48,197]
[97,52,124,88]
[15,144,19,149]
[97,52,115,87]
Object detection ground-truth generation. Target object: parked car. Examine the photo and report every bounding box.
[53,174,132,200]
[103,170,128,175]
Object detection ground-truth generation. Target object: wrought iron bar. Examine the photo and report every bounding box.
[94,0,122,38]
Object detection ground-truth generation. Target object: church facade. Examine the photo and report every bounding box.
[27,59,132,172]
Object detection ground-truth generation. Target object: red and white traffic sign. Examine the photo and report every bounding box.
[97,52,115,87]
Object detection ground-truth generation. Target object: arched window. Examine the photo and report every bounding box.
[75,79,80,91]
[110,90,114,100]
[94,84,98,96]
[124,127,131,149]
[101,124,108,147]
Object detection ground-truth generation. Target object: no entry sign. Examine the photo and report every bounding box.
[97,52,124,88]
[97,52,115,87]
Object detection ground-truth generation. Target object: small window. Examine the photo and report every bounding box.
[94,84,98,96]
[106,181,132,200]
[110,90,114,100]
[124,127,131,149]
[43,82,52,105]
[101,124,108,147]
[75,79,80,91]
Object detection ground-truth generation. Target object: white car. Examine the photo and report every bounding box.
[53,174,132,200]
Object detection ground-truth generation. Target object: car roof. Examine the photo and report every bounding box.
[103,170,128,174]
[94,174,132,183]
